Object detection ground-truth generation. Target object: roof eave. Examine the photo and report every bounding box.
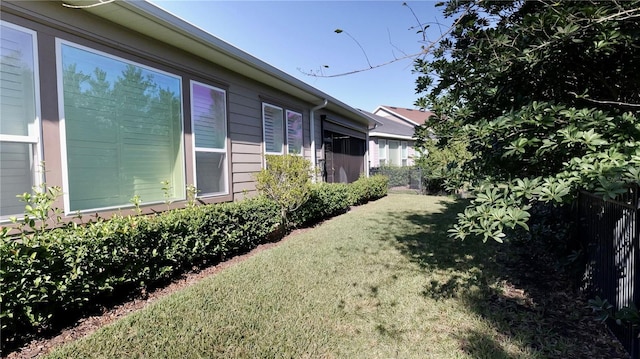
[63,0,371,126]
[369,133,415,140]
[375,106,421,126]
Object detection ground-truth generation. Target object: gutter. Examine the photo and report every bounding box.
[368,133,415,141]
[310,99,328,182]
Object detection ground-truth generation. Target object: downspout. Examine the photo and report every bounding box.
[365,131,370,177]
[310,99,328,182]
[366,121,379,178]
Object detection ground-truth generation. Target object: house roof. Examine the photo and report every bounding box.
[359,110,415,140]
[373,105,434,126]
[61,0,372,127]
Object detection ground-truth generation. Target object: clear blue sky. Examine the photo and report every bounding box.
[149,1,449,112]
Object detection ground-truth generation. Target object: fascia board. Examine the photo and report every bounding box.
[369,132,415,140]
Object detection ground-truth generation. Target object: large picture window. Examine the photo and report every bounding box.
[0,22,41,218]
[58,41,184,212]
[191,81,227,196]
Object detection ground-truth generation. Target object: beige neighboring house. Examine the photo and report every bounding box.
[0,0,374,222]
[364,106,434,168]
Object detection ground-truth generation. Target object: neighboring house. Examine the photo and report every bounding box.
[360,110,414,168]
[0,0,372,222]
[362,106,434,168]
[372,105,434,127]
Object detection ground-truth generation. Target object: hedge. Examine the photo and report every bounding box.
[1,176,388,345]
[348,174,389,205]
[0,197,280,342]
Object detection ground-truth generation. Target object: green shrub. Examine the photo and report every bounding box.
[1,175,388,346]
[255,154,312,229]
[348,175,389,205]
[290,176,388,227]
[0,197,279,343]
[291,183,351,227]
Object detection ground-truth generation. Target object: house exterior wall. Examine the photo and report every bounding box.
[369,137,415,168]
[0,1,364,222]
[318,114,368,182]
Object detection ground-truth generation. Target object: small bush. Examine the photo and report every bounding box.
[255,154,312,229]
[291,175,389,227]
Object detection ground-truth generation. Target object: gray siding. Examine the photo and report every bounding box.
[1,0,368,220]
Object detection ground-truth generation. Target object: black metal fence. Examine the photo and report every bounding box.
[370,166,423,193]
[579,185,640,357]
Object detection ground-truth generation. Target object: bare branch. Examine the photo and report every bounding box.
[301,52,421,78]
[595,7,640,23]
[302,7,470,78]
[62,0,115,9]
[387,28,408,59]
[403,2,427,42]
[570,92,640,109]
[334,29,373,69]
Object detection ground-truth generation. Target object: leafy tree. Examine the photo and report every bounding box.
[414,0,640,242]
[414,115,472,194]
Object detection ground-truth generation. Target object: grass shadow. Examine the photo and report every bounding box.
[375,195,629,359]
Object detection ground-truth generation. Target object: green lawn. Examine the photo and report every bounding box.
[45,194,614,358]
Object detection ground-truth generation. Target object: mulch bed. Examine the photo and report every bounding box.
[489,239,631,359]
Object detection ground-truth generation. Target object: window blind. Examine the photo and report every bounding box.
[0,22,39,217]
[60,42,184,212]
[263,104,284,154]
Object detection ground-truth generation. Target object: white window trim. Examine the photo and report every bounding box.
[262,103,285,156]
[56,38,185,215]
[0,134,40,144]
[0,21,43,221]
[190,80,229,197]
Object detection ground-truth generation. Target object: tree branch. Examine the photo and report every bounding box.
[334,29,373,69]
[388,28,408,59]
[595,7,640,23]
[403,2,427,42]
[569,92,640,109]
[301,6,470,78]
